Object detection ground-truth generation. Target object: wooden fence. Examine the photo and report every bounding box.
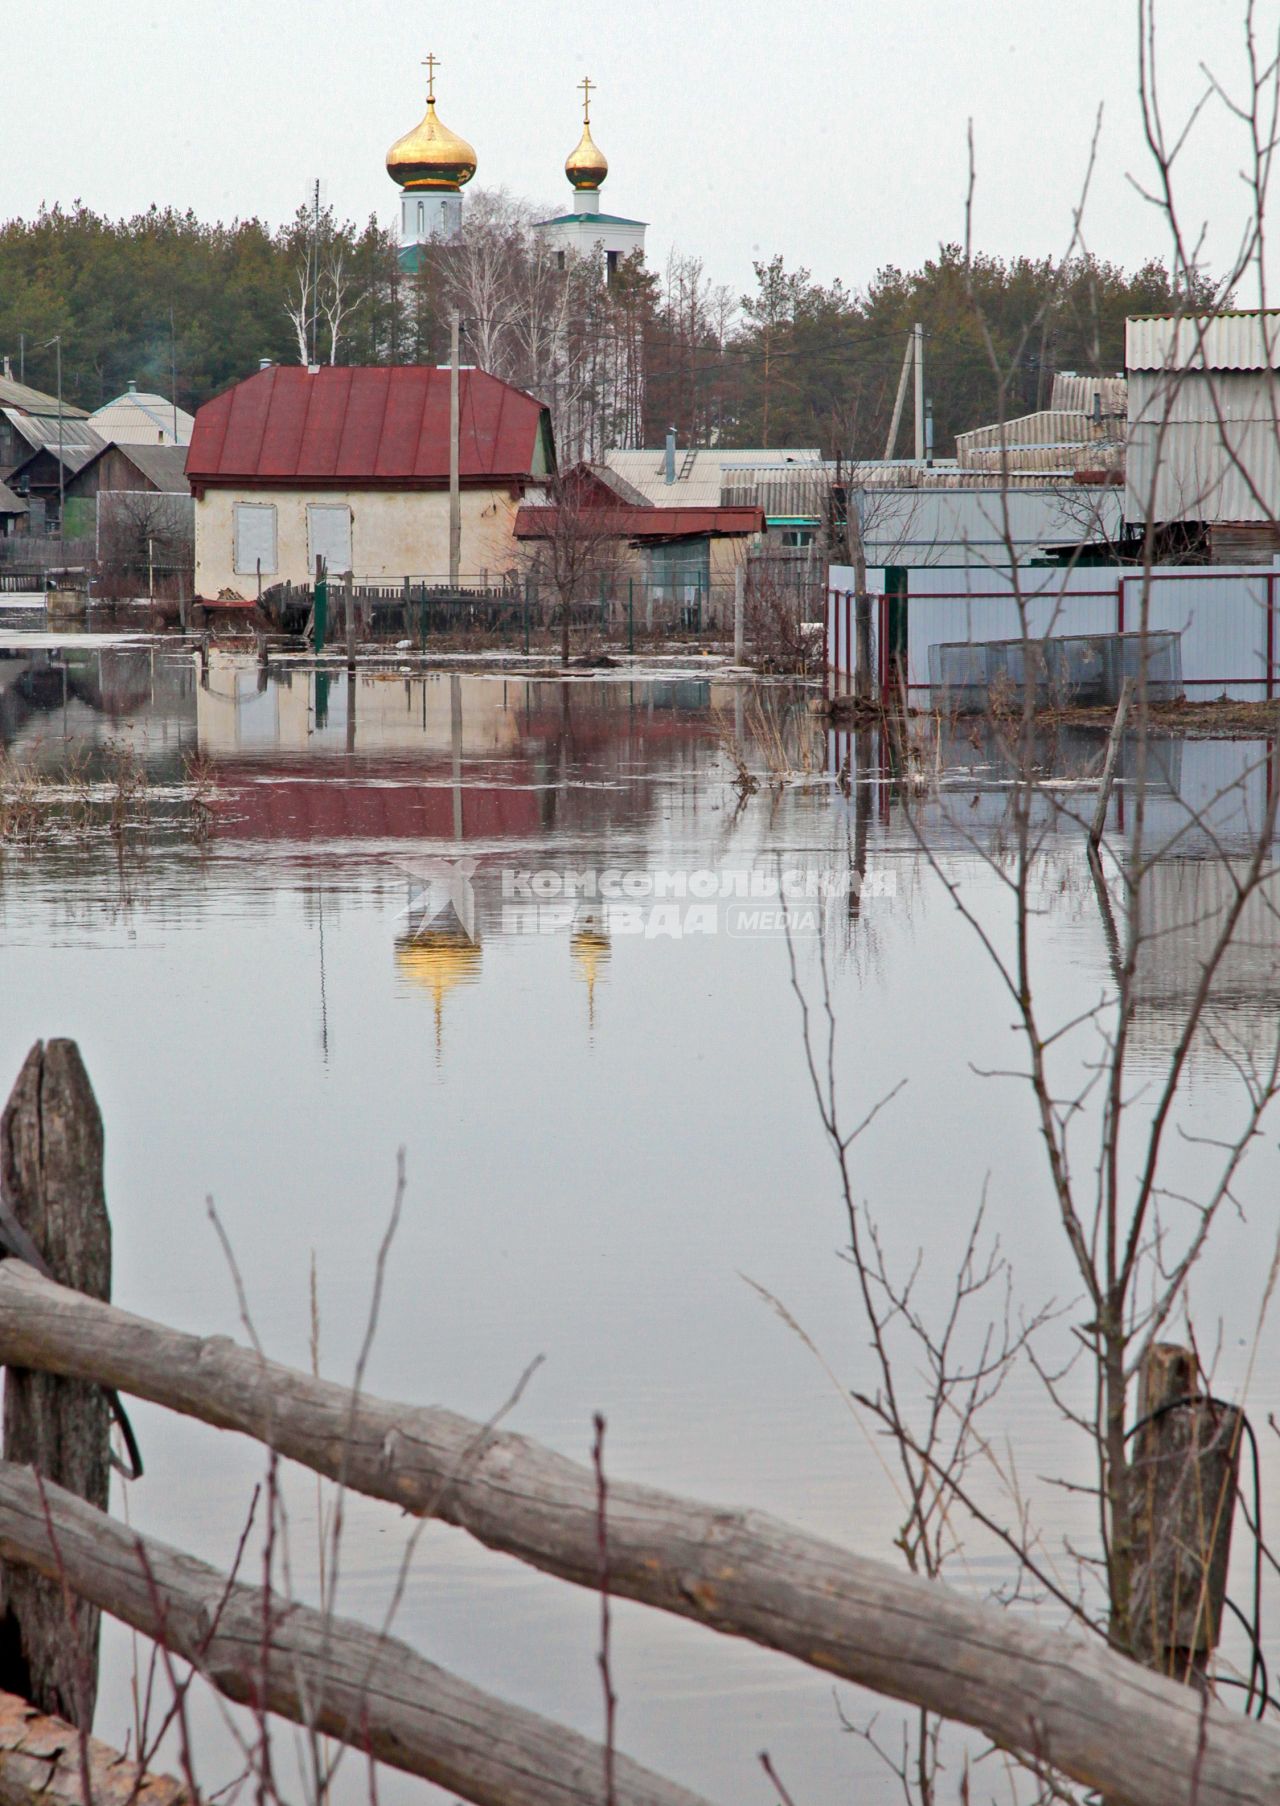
[262,577,743,644]
[0,1040,1273,1806]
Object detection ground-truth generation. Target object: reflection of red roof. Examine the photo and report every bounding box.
[213,763,540,841]
[188,366,552,491]
[514,504,763,539]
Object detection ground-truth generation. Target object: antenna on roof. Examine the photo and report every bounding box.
[309,179,329,367]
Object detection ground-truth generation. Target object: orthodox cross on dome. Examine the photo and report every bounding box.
[579,74,595,124]
[422,51,441,102]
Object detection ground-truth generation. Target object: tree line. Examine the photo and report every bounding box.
[0,199,1210,462]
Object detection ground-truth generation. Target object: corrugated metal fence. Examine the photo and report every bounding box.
[827,563,1279,702]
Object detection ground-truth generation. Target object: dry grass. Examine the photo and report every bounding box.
[875,693,1280,739]
[0,743,216,848]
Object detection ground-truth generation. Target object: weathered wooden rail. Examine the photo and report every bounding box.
[0,1261,1277,1806]
[0,1461,709,1806]
[0,1041,1273,1806]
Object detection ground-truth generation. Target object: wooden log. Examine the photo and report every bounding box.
[0,1461,711,1806]
[0,1270,1275,1805]
[0,1687,186,1806]
[0,1043,111,1725]
[1129,1343,1240,1680]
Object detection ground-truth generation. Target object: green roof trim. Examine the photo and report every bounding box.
[533,211,647,229]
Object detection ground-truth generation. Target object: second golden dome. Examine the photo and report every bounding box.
[566,120,608,192]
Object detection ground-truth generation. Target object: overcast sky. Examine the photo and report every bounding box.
[12,1,1272,301]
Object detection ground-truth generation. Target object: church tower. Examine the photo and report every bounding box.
[387,54,477,268]
[535,79,646,281]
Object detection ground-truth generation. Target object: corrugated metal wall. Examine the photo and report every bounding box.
[1126,312,1280,371]
[1050,374,1128,415]
[827,563,1278,700]
[854,488,1124,565]
[1128,369,1280,522]
[956,410,1112,453]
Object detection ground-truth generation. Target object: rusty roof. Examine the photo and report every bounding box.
[188,365,553,488]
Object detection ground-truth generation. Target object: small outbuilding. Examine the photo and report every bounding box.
[63,441,194,564]
[1127,310,1280,561]
[4,422,106,536]
[187,364,555,598]
[514,463,763,613]
[0,480,27,537]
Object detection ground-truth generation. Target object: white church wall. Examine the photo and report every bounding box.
[539,218,647,262]
[400,190,463,247]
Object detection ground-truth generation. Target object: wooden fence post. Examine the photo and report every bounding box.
[1128,1342,1241,1683]
[0,1042,111,1728]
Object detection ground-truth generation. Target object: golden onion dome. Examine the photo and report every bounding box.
[566,121,608,191]
[387,97,477,192]
[565,76,608,191]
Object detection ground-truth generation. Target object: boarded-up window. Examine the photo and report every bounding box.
[233,503,277,576]
[307,504,352,575]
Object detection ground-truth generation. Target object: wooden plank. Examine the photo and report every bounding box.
[0,1265,1274,1805]
[0,1042,111,1726]
[0,1461,711,1806]
[0,1688,186,1806]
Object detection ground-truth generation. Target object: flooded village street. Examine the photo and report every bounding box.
[2,632,1280,1804]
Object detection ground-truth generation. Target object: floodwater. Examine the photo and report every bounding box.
[1,635,1280,1806]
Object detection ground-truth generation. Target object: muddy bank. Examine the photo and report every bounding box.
[827,692,1280,738]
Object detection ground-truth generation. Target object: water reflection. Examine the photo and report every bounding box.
[3,647,1280,1805]
[7,647,1280,1069]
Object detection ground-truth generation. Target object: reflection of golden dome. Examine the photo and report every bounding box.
[566,122,608,192]
[396,930,482,1054]
[387,97,477,191]
[571,926,610,1029]
[396,932,482,999]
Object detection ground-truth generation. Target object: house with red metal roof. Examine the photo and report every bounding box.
[187,364,555,598]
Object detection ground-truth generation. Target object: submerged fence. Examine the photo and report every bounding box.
[827,563,1280,704]
[262,574,809,645]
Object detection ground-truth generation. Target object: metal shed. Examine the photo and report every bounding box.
[1126,310,1280,532]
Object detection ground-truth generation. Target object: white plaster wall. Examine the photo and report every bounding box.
[195,486,523,597]
[537,218,647,262]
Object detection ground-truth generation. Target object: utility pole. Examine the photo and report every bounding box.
[913,322,925,464]
[43,335,64,553]
[883,330,914,461]
[449,309,461,587]
[169,308,179,444]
